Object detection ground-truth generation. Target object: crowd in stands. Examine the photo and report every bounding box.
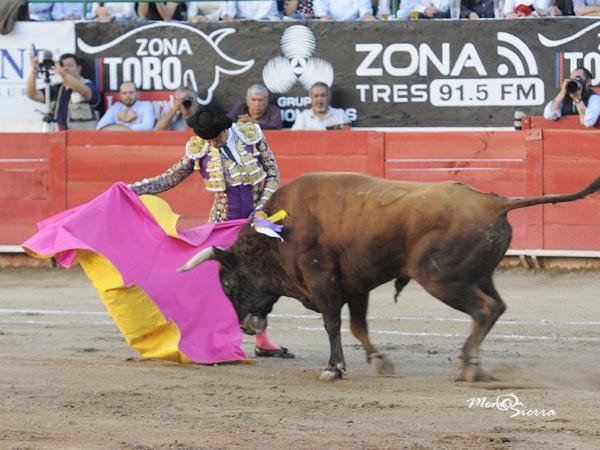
[23,0,596,132]
[26,0,588,22]
[26,44,351,130]
[27,45,352,131]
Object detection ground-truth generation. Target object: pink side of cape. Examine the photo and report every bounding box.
[22,182,248,363]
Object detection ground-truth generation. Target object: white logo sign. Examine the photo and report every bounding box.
[467,393,557,418]
[355,32,543,107]
[262,25,334,94]
[77,22,254,105]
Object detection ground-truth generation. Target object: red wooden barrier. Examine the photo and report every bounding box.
[0,133,66,245]
[1,125,599,252]
[384,130,532,248]
[522,115,600,130]
[540,129,600,250]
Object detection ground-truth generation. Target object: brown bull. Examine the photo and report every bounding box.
[179,172,600,381]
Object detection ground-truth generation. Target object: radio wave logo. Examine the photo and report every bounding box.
[496,32,538,76]
[262,25,334,93]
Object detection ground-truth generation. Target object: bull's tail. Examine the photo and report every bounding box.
[500,176,600,214]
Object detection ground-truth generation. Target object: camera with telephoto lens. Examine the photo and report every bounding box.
[566,76,585,94]
[181,95,195,109]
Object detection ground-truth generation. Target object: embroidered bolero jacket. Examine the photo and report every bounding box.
[129,123,280,220]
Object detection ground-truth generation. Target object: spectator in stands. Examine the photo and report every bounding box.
[29,3,53,21]
[373,0,392,19]
[26,52,101,130]
[502,0,561,16]
[51,2,93,20]
[313,0,377,19]
[460,0,494,18]
[96,81,155,131]
[292,81,349,130]
[227,84,282,130]
[574,0,600,15]
[554,0,575,14]
[397,0,450,19]
[92,2,137,21]
[187,1,225,21]
[222,0,280,20]
[544,67,600,128]
[154,86,199,130]
[136,2,186,20]
[283,0,316,18]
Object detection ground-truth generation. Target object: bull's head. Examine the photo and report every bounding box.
[178,246,279,335]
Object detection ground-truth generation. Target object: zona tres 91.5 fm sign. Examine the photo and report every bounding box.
[75,19,600,128]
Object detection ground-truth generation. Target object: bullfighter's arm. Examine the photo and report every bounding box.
[256,140,280,207]
[128,156,195,196]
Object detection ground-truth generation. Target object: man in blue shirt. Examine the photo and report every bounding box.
[96,81,156,131]
[26,53,101,130]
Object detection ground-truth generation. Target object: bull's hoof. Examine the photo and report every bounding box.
[369,353,395,376]
[320,365,345,382]
[457,365,497,382]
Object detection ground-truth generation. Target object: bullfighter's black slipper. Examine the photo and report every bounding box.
[254,346,295,359]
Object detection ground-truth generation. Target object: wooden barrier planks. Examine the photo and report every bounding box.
[385,130,532,248]
[541,129,600,250]
[1,124,599,252]
[0,133,66,244]
[265,130,385,182]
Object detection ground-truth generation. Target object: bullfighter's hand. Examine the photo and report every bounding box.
[237,114,252,124]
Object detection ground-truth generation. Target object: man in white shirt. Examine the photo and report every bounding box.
[222,0,279,20]
[96,81,156,131]
[543,67,600,128]
[313,0,376,20]
[292,82,349,130]
[397,0,450,19]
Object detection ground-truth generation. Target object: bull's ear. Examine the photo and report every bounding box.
[214,247,237,271]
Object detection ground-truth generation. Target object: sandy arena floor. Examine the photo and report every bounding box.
[1,266,599,450]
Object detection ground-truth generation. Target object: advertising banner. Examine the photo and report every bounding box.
[3,19,600,130]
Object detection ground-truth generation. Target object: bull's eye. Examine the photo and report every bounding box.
[223,280,229,287]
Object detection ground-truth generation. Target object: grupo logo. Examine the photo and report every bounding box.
[262,25,333,94]
[77,22,254,105]
[263,25,357,124]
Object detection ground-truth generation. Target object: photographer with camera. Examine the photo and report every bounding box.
[96,81,155,131]
[154,86,199,131]
[26,51,100,131]
[544,67,600,127]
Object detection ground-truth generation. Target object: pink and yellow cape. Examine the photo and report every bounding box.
[22,183,248,364]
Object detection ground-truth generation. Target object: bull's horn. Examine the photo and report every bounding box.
[177,246,218,272]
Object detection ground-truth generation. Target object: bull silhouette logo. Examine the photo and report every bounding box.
[262,25,334,93]
[77,23,254,104]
